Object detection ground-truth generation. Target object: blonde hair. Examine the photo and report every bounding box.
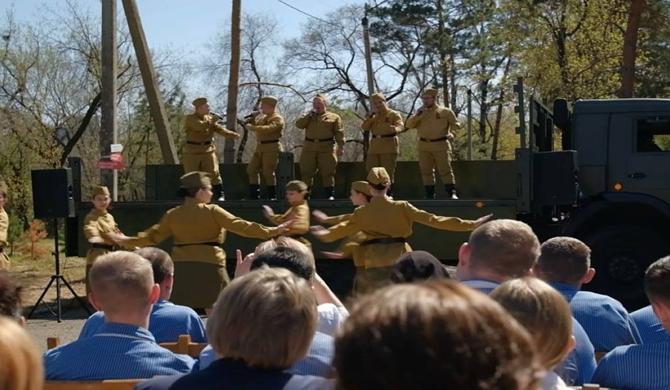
[207,267,317,369]
[0,316,43,390]
[88,251,154,312]
[491,277,573,370]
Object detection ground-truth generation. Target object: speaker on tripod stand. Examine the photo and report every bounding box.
[27,168,91,322]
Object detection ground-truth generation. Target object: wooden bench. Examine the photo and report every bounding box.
[159,334,208,357]
[47,336,61,350]
[43,379,142,390]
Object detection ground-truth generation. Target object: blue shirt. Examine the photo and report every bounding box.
[631,305,670,344]
[592,342,670,390]
[79,300,207,343]
[45,322,195,380]
[552,283,641,351]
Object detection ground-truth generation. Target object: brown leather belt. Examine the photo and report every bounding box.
[91,243,118,251]
[173,242,221,247]
[360,237,407,246]
[420,136,448,142]
[187,140,213,146]
[305,137,334,143]
[260,140,279,144]
[372,133,397,139]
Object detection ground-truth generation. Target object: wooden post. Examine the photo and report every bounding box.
[101,0,118,199]
[224,0,242,164]
[121,0,179,164]
[361,7,375,158]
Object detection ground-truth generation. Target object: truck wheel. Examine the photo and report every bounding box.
[584,225,669,310]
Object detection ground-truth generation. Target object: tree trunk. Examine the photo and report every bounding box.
[478,80,489,140]
[491,57,511,160]
[620,0,646,98]
[435,0,450,105]
[224,0,242,164]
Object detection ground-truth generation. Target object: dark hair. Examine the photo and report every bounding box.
[176,187,201,198]
[134,247,174,284]
[391,251,450,283]
[535,237,591,284]
[250,246,315,281]
[334,280,541,390]
[0,272,22,318]
[370,183,387,191]
[645,256,670,302]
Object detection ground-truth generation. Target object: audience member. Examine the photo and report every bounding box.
[631,304,670,344]
[491,277,575,390]
[0,271,24,324]
[79,247,206,343]
[390,250,450,283]
[534,237,640,352]
[0,316,43,390]
[334,280,541,389]
[593,256,670,389]
[44,251,195,380]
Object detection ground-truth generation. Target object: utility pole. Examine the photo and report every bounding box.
[101,0,118,200]
[467,89,472,160]
[361,5,375,158]
[224,0,242,164]
[122,0,179,165]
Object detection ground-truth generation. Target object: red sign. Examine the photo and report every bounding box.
[97,153,125,170]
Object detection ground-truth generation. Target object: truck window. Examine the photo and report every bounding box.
[636,117,670,153]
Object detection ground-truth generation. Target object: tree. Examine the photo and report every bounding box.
[619,0,646,97]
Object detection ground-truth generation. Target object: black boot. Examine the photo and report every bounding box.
[266,185,277,200]
[212,184,225,202]
[248,184,260,200]
[424,185,435,200]
[324,186,335,201]
[445,184,458,200]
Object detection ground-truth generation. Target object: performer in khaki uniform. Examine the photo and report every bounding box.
[311,167,491,294]
[182,97,240,202]
[361,93,404,194]
[405,88,461,199]
[295,93,344,200]
[82,186,122,294]
[246,96,284,200]
[115,172,287,309]
[0,182,10,270]
[262,180,311,248]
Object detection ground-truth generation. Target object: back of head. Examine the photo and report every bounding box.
[491,277,573,370]
[207,267,317,369]
[250,244,315,282]
[0,316,43,390]
[134,247,174,285]
[334,280,540,390]
[0,272,22,319]
[535,237,591,285]
[88,251,155,314]
[645,256,670,306]
[468,219,540,279]
[391,251,450,283]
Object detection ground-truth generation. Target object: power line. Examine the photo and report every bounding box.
[276,0,332,25]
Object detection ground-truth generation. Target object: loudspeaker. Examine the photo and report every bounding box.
[31,169,75,219]
[533,151,578,207]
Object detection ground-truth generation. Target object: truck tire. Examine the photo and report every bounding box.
[584,225,670,310]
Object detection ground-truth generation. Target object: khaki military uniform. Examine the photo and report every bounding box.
[405,106,461,185]
[182,113,239,185]
[361,108,404,182]
[124,197,280,309]
[296,112,344,187]
[247,112,284,185]
[0,208,10,270]
[266,201,311,248]
[321,212,367,267]
[82,208,121,294]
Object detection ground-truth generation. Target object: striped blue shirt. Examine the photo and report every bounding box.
[631,305,670,344]
[552,283,641,351]
[79,300,207,343]
[45,322,195,380]
[592,342,670,390]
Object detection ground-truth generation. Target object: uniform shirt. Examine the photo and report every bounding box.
[361,108,404,154]
[551,283,641,351]
[266,201,310,238]
[405,105,460,152]
[125,197,279,265]
[44,322,195,380]
[0,208,9,269]
[248,112,285,152]
[183,113,238,154]
[79,300,207,343]
[592,342,670,390]
[317,196,478,268]
[83,208,121,264]
[321,213,367,267]
[631,305,670,344]
[461,279,597,386]
[295,111,344,152]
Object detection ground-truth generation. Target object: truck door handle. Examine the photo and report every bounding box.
[627,172,647,179]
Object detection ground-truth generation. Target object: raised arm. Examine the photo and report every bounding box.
[123,214,173,248]
[405,112,422,129]
[295,113,312,129]
[403,202,490,232]
[210,121,240,139]
[311,219,360,243]
[213,206,280,239]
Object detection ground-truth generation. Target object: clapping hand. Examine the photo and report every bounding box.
[312,210,329,223]
[310,225,328,238]
[262,205,275,219]
[234,249,255,278]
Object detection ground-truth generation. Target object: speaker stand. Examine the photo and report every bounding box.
[27,219,91,322]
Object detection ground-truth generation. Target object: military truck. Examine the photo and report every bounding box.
[66,82,670,308]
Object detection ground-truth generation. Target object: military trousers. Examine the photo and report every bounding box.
[418,149,455,186]
[365,153,398,183]
[353,266,394,295]
[300,150,337,187]
[247,150,279,185]
[182,152,222,185]
[172,261,230,310]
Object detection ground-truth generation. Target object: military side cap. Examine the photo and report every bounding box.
[260,96,278,107]
[371,92,386,102]
[180,171,211,189]
[192,97,208,107]
[367,167,391,186]
[351,181,371,196]
[422,88,439,98]
[91,186,110,198]
[286,180,308,192]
